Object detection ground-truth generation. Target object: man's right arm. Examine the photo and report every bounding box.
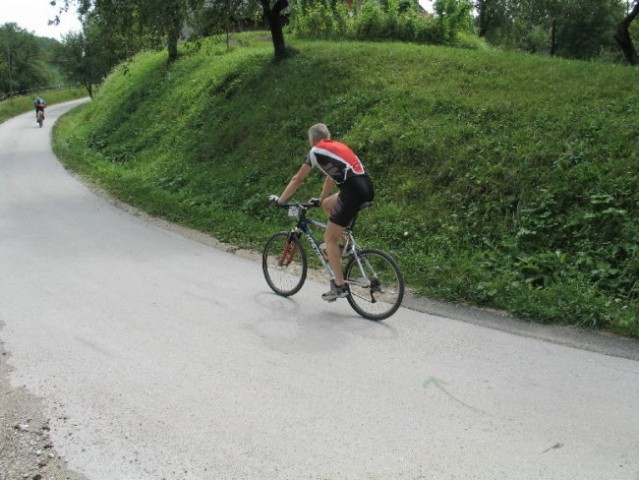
[278,163,312,205]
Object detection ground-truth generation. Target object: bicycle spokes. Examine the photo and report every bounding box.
[344,249,404,321]
[263,231,308,297]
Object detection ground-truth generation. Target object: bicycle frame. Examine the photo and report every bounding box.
[286,205,335,280]
[282,203,370,287]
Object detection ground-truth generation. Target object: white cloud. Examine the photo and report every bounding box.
[419,0,435,13]
[1,0,82,40]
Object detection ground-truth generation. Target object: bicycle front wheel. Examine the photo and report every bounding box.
[262,231,308,296]
[344,248,404,321]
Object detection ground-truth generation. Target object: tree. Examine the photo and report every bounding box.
[55,0,293,61]
[53,0,205,63]
[477,0,510,38]
[434,0,474,43]
[193,0,261,49]
[138,0,206,62]
[259,0,291,59]
[476,0,628,60]
[552,0,625,59]
[616,0,639,65]
[56,13,135,97]
[523,0,563,55]
[0,23,51,97]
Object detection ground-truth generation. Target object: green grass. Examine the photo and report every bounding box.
[52,34,639,338]
[0,87,86,124]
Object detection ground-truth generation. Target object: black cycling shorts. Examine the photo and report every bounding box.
[329,175,374,227]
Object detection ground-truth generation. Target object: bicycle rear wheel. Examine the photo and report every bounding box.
[262,231,308,296]
[344,248,404,321]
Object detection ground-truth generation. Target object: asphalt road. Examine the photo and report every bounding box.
[1,100,638,480]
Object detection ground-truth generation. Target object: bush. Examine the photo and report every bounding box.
[288,0,477,47]
[290,1,338,40]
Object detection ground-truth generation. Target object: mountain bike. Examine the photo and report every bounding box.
[37,110,45,128]
[262,199,404,321]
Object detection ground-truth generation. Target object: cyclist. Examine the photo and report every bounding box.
[270,123,374,301]
[34,96,46,122]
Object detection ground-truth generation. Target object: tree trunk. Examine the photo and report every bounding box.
[166,1,183,63]
[85,61,93,98]
[167,14,181,63]
[260,0,290,60]
[167,29,179,63]
[616,0,639,66]
[7,51,13,98]
[550,19,557,57]
[477,0,487,38]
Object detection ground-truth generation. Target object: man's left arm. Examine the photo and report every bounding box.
[319,175,335,203]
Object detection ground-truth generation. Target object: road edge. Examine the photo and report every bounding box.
[67,171,639,362]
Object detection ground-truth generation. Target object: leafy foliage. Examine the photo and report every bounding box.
[288,0,479,47]
[0,24,52,97]
[54,0,206,61]
[477,0,628,61]
[52,35,639,337]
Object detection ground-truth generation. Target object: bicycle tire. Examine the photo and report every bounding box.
[344,248,404,321]
[262,231,308,297]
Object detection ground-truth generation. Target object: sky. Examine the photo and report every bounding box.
[1,0,434,41]
[1,0,83,40]
[420,0,435,13]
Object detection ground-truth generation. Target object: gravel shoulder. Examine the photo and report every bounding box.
[0,335,88,480]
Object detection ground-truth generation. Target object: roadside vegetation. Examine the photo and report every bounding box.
[52,34,639,338]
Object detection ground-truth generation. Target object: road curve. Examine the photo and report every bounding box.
[1,100,638,480]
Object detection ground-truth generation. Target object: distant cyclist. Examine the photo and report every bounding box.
[34,96,46,122]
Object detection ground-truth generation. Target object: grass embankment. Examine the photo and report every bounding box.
[52,35,639,338]
[0,87,86,124]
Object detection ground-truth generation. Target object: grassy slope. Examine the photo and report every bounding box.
[52,35,639,337]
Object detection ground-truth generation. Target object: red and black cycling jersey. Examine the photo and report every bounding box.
[304,139,366,185]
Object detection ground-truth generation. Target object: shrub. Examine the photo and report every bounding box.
[288,0,477,47]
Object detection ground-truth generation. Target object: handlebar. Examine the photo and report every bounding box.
[269,196,322,210]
